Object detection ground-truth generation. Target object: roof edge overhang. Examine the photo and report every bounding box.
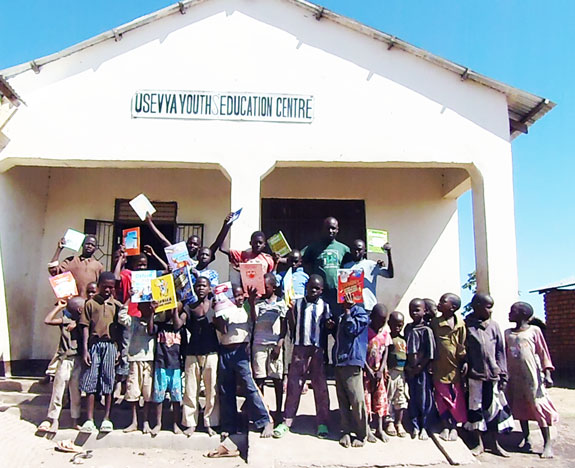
[0,0,555,139]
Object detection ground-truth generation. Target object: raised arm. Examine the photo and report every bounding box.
[145,213,172,248]
[247,287,259,325]
[375,243,394,279]
[44,300,68,326]
[113,246,127,280]
[143,244,168,271]
[172,305,186,331]
[340,293,369,337]
[208,212,234,262]
[48,238,67,275]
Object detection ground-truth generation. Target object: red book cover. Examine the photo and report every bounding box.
[337,269,364,304]
[239,263,266,295]
[123,227,140,256]
[49,271,79,299]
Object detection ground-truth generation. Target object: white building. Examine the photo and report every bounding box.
[0,0,553,374]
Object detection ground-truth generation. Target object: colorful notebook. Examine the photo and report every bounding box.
[164,242,193,270]
[123,227,140,256]
[366,228,389,254]
[172,266,194,304]
[151,274,177,313]
[268,231,292,257]
[49,272,79,299]
[337,269,365,304]
[239,262,266,295]
[213,282,237,316]
[131,270,157,303]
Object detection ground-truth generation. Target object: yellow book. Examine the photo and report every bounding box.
[151,273,177,313]
[268,231,292,257]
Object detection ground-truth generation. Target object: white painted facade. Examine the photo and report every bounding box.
[0,0,548,369]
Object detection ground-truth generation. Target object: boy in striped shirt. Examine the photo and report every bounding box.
[273,274,331,439]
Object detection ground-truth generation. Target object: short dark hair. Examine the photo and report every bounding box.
[250,231,266,241]
[98,271,116,285]
[308,274,324,287]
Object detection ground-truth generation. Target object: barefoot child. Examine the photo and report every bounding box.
[364,304,392,442]
[79,272,122,433]
[148,305,185,436]
[118,299,155,433]
[505,301,559,458]
[248,273,287,417]
[180,277,220,436]
[37,297,85,433]
[464,293,513,457]
[405,298,435,440]
[213,285,274,438]
[431,293,467,441]
[342,240,394,313]
[273,274,331,439]
[385,311,408,437]
[334,291,371,448]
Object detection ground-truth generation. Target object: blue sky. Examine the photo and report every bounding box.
[1,1,572,317]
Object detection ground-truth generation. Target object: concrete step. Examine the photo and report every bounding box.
[0,391,52,406]
[2,405,247,452]
[1,403,188,429]
[0,377,51,394]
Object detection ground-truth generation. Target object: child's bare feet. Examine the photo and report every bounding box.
[519,436,533,452]
[123,422,138,433]
[395,423,407,438]
[384,421,396,436]
[339,434,351,448]
[376,428,389,442]
[206,426,217,437]
[439,428,450,441]
[367,431,377,443]
[490,443,510,458]
[418,428,428,440]
[261,422,274,438]
[173,423,183,435]
[142,422,151,434]
[351,438,365,448]
[183,426,196,437]
[150,424,161,437]
[470,434,484,456]
[541,442,554,459]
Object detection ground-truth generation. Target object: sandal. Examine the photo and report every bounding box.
[272,422,290,439]
[204,445,240,458]
[37,420,52,433]
[55,439,82,453]
[79,420,96,434]
[317,424,329,439]
[384,421,397,437]
[99,419,114,433]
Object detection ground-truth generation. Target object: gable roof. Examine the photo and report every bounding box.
[0,0,554,139]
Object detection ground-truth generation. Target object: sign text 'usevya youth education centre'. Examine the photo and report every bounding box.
[131,90,314,123]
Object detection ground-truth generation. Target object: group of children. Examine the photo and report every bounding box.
[38,214,559,459]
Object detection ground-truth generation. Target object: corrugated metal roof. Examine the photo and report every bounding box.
[0,0,554,138]
[530,277,575,293]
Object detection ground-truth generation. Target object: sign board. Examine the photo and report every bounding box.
[132,90,314,123]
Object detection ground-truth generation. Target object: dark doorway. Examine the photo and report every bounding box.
[261,198,366,253]
[112,199,177,270]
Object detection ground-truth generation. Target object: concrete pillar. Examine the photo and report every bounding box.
[226,166,265,250]
[469,154,518,325]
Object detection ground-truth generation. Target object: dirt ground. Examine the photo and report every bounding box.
[1,387,574,467]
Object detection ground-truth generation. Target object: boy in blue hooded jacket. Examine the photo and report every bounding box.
[333,291,373,448]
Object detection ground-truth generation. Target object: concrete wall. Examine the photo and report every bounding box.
[5,166,230,361]
[262,166,461,314]
[0,166,50,362]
